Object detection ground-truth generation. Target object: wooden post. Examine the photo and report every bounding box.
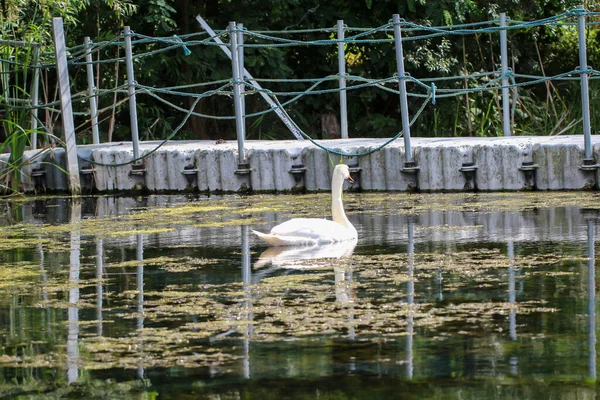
[52,17,80,195]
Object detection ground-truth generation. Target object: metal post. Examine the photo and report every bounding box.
[123,26,140,161]
[196,15,304,141]
[238,24,246,127]
[500,13,511,137]
[577,7,593,162]
[230,21,246,165]
[337,20,349,139]
[52,17,81,195]
[84,37,100,144]
[392,15,414,165]
[29,46,40,149]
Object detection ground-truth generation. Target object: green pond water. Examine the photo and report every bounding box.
[0,192,599,399]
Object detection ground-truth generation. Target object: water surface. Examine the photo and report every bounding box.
[0,192,599,399]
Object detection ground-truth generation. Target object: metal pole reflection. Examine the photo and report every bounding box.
[67,200,81,384]
[96,238,104,336]
[588,220,596,380]
[241,226,252,379]
[507,240,518,376]
[406,218,415,379]
[136,234,145,380]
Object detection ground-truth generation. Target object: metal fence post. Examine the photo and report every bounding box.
[577,7,593,163]
[84,37,100,144]
[123,26,141,162]
[230,21,247,167]
[238,24,246,127]
[500,13,511,137]
[196,15,304,141]
[337,20,349,139]
[392,14,415,167]
[52,17,81,195]
[29,45,40,149]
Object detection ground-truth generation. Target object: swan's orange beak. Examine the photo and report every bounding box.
[347,175,354,183]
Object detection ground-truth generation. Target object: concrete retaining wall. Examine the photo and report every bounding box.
[15,135,600,193]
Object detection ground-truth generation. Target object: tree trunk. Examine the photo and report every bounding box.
[320,112,341,139]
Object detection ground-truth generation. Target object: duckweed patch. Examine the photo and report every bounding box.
[0,192,597,391]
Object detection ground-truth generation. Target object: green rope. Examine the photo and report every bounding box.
[77,96,201,168]
[270,92,432,157]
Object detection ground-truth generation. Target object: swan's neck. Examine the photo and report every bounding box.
[331,173,355,232]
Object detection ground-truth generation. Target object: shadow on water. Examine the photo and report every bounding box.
[0,193,599,398]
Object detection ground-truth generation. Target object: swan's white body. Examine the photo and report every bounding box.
[253,164,357,246]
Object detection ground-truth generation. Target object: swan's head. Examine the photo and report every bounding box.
[334,164,354,183]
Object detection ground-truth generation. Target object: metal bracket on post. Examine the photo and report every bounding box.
[460,162,478,190]
[130,163,146,176]
[348,163,362,188]
[31,167,46,192]
[289,164,307,182]
[288,164,307,191]
[123,26,144,174]
[393,14,416,172]
[519,161,538,189]
[580,158,600,171]
[182,165,199,185]
[401,161,419,174]
[52,17,81,195]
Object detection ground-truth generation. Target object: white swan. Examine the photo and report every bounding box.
[252,164,357,246]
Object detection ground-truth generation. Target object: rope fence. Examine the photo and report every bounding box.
[1,6,599,177]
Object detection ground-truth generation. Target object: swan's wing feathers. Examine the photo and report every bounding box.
[270,218,341,239]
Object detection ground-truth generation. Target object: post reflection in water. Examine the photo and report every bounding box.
[9,194,600,397]
[587,220,596,380]
[406,218,415,379]
[241,225,252,379]
[136,234,145,380]
[507,240,518,376]
[67,201,81,384]
[96,238,104,337]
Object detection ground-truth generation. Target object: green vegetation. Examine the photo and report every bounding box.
[1,0,600,154]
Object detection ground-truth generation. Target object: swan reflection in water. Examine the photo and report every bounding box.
[254,239,357,269]
[254,239,358,305]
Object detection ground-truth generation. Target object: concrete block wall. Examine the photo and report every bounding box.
[12,135,600,194]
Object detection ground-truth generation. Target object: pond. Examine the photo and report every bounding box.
[0,191,599,399]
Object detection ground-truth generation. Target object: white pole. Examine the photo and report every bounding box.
[84,37,100,144]
[337,20,349,139]
[500,13,511,137]
[392,14,413,163]
[576,7,593,161]
[123,26,140,160]
[230,21,246,164]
